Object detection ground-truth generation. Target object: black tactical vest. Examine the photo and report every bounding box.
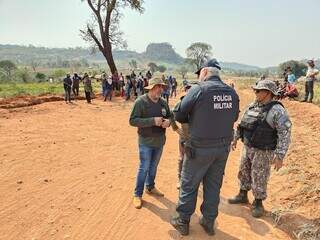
[138,95,170,138]
[188,77,240,147]
[238,101,283,150]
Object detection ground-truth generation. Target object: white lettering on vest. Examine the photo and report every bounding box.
[212,95,233,110]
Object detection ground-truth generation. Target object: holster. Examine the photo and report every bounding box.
[185,144,195,159]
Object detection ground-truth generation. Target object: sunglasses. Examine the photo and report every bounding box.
[254,89,268,94]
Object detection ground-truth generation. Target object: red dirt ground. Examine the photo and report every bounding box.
[0,86,319,240]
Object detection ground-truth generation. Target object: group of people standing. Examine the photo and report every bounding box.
[123,70,152,101]
[63,72,93,104]
[129,58,292,236]
[276,59,319,102]
[161,75,178,103]
[62,70,155,104]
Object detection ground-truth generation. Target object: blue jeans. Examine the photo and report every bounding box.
[134,144,163,197]
[176,145,230,223]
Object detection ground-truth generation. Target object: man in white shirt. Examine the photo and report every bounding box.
[302,60,319,103]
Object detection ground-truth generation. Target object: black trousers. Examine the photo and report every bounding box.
[304,81,314,102]
[72,85,79,96]
[85,91,91,103]
[64,87,71,102]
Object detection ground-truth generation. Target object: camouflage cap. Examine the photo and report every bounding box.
[252,79,279,96]
[144,77,167,90]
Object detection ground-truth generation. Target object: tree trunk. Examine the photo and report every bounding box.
[103,42,117,74]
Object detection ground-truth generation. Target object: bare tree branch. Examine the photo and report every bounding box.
[80,0,144,74]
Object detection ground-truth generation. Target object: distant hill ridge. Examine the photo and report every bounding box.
[0,43,269,71]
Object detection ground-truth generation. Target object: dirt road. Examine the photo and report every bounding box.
[0,88,318,240]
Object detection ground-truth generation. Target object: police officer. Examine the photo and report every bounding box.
[170,59,240,236]
[228,79,292,218]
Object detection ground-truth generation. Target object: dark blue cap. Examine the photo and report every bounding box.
[195,58,221,75]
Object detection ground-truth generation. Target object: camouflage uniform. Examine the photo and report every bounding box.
[171,105,190,180]
[235,98,292,200]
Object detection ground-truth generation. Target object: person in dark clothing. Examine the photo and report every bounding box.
[143,77,149,89]
[131,70,136,79]
[170,59,240,236]
[112,72,119,91]
[101,73,107,99]
[72,73,81,97]
[171,77,177,98]
[83,73,92,103]
[125,75,132,101]
[63,74,72,103]
[132,78,137,98]
[104,76,113,101]
[119,72,125,97]
[146,70,152,80]
[136,76,144,96]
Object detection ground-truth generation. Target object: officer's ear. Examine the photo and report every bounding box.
[199,68,207,81]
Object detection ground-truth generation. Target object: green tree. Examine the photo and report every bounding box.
[279,60,307,78]
[157,65,166,73]
[148,62,158,73]
[16,68,31,83]
[80,58,90,67]
[35,72,47,82]
[0,60,17,80]
[186,42,212,70]
[80,0,144,74]
[30,60,40,72]
[129,59,138,69]
[53,69,67,79]
[178,65,188,78]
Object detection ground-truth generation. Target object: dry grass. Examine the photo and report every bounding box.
[294,223,320,240]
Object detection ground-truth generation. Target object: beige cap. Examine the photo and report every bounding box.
[144,77,167,90]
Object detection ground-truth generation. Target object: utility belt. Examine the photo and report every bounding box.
[184,137,232,159]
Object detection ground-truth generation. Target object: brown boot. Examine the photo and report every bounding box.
[146,187,164,197]
[133,196,142,209]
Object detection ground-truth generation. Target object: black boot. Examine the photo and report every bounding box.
[170,216,189,236]
[228,190,249,204]
[199,216,215,236]
[252,199,264,218]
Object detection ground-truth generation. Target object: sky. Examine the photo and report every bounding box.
[0,0,319,67]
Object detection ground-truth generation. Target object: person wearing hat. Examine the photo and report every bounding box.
[302,60,319,103]
[228,79,292,218]
[170,59,240,236]
[63,74,72,104]
[129,77,173,209]
[72,73,81,97]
